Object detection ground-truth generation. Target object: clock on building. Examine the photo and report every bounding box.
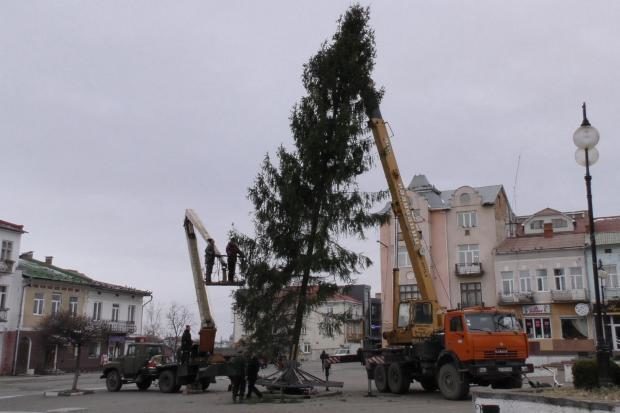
[575,303,590,317]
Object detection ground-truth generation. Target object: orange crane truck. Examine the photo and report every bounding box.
[360,89,533,400]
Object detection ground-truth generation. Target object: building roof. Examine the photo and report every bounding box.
[0,219,26,234]
[531,208,564,217]
[326,293,361,305]
[18,255,151,296]
[595,216,620,233]
[496,233,585,254]
[379,174,504,214]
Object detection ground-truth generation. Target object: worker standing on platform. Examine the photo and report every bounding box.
[180,325,192,363]
[226,240,243,282]
[205,238,215,283]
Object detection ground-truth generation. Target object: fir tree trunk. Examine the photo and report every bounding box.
[290,214,320,360]
[72,344,81,391]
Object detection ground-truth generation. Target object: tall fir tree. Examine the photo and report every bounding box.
[233,4,386,360]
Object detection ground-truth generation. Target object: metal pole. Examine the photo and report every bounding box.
[585,148,611,386]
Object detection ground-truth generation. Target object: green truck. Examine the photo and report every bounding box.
[101,342,230,393]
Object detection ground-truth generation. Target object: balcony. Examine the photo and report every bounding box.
[0,308,8,322]
[605,287,620,302]
[95,320,136,334]
[497,293,518,305]
[455,262,483,276]
[0,259,15,274]
[345,333,364,343]
[515,292,535,303]
[551,289,589,302]
[497,292,534,305]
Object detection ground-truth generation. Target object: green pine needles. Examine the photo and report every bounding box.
[233,4,387,361]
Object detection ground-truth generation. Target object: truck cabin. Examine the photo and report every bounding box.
[446,308,521,334]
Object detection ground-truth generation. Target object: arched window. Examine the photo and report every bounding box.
[459,193,471,204]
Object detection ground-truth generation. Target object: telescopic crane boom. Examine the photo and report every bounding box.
[183,208,223,353]
[363,93,442,343]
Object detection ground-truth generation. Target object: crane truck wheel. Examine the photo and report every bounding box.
[387,363,410,394]
[438,363,469,400]
[158,370,177,393]
[374,364,390,393]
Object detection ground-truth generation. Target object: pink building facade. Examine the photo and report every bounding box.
[378,175,515,335]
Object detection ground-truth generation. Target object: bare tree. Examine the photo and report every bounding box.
[165,302,193,357]
[39,311,109,391]
[143,300,163,340]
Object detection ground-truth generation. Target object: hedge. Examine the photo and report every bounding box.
[573,359,620,389]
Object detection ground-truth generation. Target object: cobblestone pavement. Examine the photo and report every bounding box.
[0,360,564,412]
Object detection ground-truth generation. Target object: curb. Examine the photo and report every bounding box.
[44,390,95,397]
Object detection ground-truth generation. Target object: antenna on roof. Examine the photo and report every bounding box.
[512,150,522,214]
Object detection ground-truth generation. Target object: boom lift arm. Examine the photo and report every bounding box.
[362,92,443,342]
[183,208,223,353]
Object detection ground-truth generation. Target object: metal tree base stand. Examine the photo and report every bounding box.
[257,360,343,396]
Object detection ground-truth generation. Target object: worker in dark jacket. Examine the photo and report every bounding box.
[246,354,263,399]
[229,351,246,403]
[180,325,192,363]
[225,240,243,282]
[204,238,216,283]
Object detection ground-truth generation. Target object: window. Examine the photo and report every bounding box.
[92,302,102,321]
[400,284,420,301]
[603,264,618,288]
[69,297,78,316]
[1,240,13,261]
[561,318,588,339]
[460,282,482,307]
[530,220,543,230]
[111,303,120,322]
[519,270,532,292]
[605,248,613,254]
[397,302,410,327]
[449,316,463,332]
[397,245,411,267]
[458,244,480,264]
[33,293,44,315]
[524,317,551,339]
[0,286,7,309]
[569,267,584,290]
[552,218,568,228]
[326,305,333,314]
[501,271,514,295]
[302,342,311,354]
[536,269,548,291]
[554,268,566,291]
[51,293,61,315]
[127,345,136,356]
[301,326,307,336]
[457,211,477,228]
[413,302,432,324]
[128,305,136,323]
[459,193,471,204]
[88,342,101,358]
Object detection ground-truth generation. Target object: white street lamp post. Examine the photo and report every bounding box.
[573,102,610,386]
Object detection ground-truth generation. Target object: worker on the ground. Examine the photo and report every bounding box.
[180,325,192,363]
[246,354,263,399]
[204,238,216,283]
[323,358,331,391]
[230,350,246,403]
[320,350,328,372]
[225,240,243,282]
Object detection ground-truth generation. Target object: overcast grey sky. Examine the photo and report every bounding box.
[2,1,619,340]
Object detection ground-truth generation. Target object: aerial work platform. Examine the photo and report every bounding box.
[184,209,245,287]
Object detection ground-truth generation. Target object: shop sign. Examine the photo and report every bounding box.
[522,304,551,315]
